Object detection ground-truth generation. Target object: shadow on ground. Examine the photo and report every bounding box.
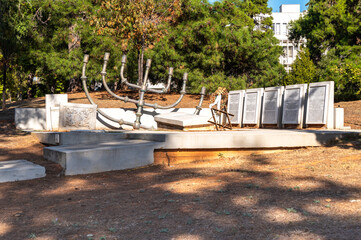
[0,136,360,239]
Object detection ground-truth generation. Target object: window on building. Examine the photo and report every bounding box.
[288,46,293,58]
[272,23,275,32]
[283,47,287,57]
[275,23,280,35]
[282,23,287,35]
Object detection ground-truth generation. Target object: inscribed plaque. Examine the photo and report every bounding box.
[306,86,327,124]
[283,88,301,124]
[262,90,278,124]
[227,90,244,124]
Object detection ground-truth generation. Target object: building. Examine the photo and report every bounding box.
[272,4,306,72]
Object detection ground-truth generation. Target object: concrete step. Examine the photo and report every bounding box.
[43,140,160,175]
[0,160,46,183]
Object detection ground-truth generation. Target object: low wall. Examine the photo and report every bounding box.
[15,107,212,130]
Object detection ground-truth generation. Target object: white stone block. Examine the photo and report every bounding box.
[0,160,46,183]
[46,94,68,130]
[15,108,46,130]
[334,108,344,129]
[154,112,210,128]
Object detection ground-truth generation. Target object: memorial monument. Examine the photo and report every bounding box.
[81,53,190,129]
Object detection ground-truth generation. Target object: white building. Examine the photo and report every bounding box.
[272,4,306,72]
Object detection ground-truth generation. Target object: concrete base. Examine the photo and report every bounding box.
[34,129,361,176]
[0,160,46,183]
[43,140,160,175]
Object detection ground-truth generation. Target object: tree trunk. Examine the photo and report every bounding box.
[2,61,7,110]
[27,73,34,99]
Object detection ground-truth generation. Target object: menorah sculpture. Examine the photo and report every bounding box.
[81,52,206,129]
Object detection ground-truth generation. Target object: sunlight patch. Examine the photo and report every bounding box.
[151,177,224,194]
[40,179,90,196]
[172,234,204,240]
[262,207,306,223]
[0,222,11,236]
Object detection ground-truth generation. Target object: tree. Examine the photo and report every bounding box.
[0,0,26,109]
[288,0,361,100]
[93,0,182,85]
[289,0,361,62]
[283,48,316,85]
[147,0,285,93]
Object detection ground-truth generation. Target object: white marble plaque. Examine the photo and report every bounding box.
[59,103,97,131]
[242,88,264,126]
[282,84,307,126]
[46,94,68,130]
[227,90,245,124]
[262,86,284,126]
[307,86,327,124]
[305,81,334,128]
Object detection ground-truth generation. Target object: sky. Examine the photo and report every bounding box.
[208,0,309,12]
[268,0,308,12]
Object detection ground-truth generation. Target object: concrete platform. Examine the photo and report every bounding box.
[43,140,161,175]
[34,129,361,149]
[34,129,361,176]
[0,160,46,183]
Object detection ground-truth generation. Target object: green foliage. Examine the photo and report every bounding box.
[148,0,285,93]
[283,48,316,85]
[317,46,361,101]
[289,0,361,100]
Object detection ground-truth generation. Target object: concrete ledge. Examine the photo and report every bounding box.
[36,129,361,176]
[43,140,160,175]
[0,160,46,183]
[35,129,361,149]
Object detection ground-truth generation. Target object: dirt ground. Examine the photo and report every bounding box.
[0,92,361,239]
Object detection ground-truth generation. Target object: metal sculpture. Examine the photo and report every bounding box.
[81,52,206,129]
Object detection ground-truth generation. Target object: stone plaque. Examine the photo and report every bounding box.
[59,103,97,131]
[306,86,327,124]
[262,86,284,126]
[242,88,264,126]
[227,90,245,124]
[282,84,307,126]
[46,94,68,130]
[305,81,334,128]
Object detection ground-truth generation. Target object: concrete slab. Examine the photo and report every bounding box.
[154,112,211,128]
[0,160,46,183]
[43,140,161,175]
